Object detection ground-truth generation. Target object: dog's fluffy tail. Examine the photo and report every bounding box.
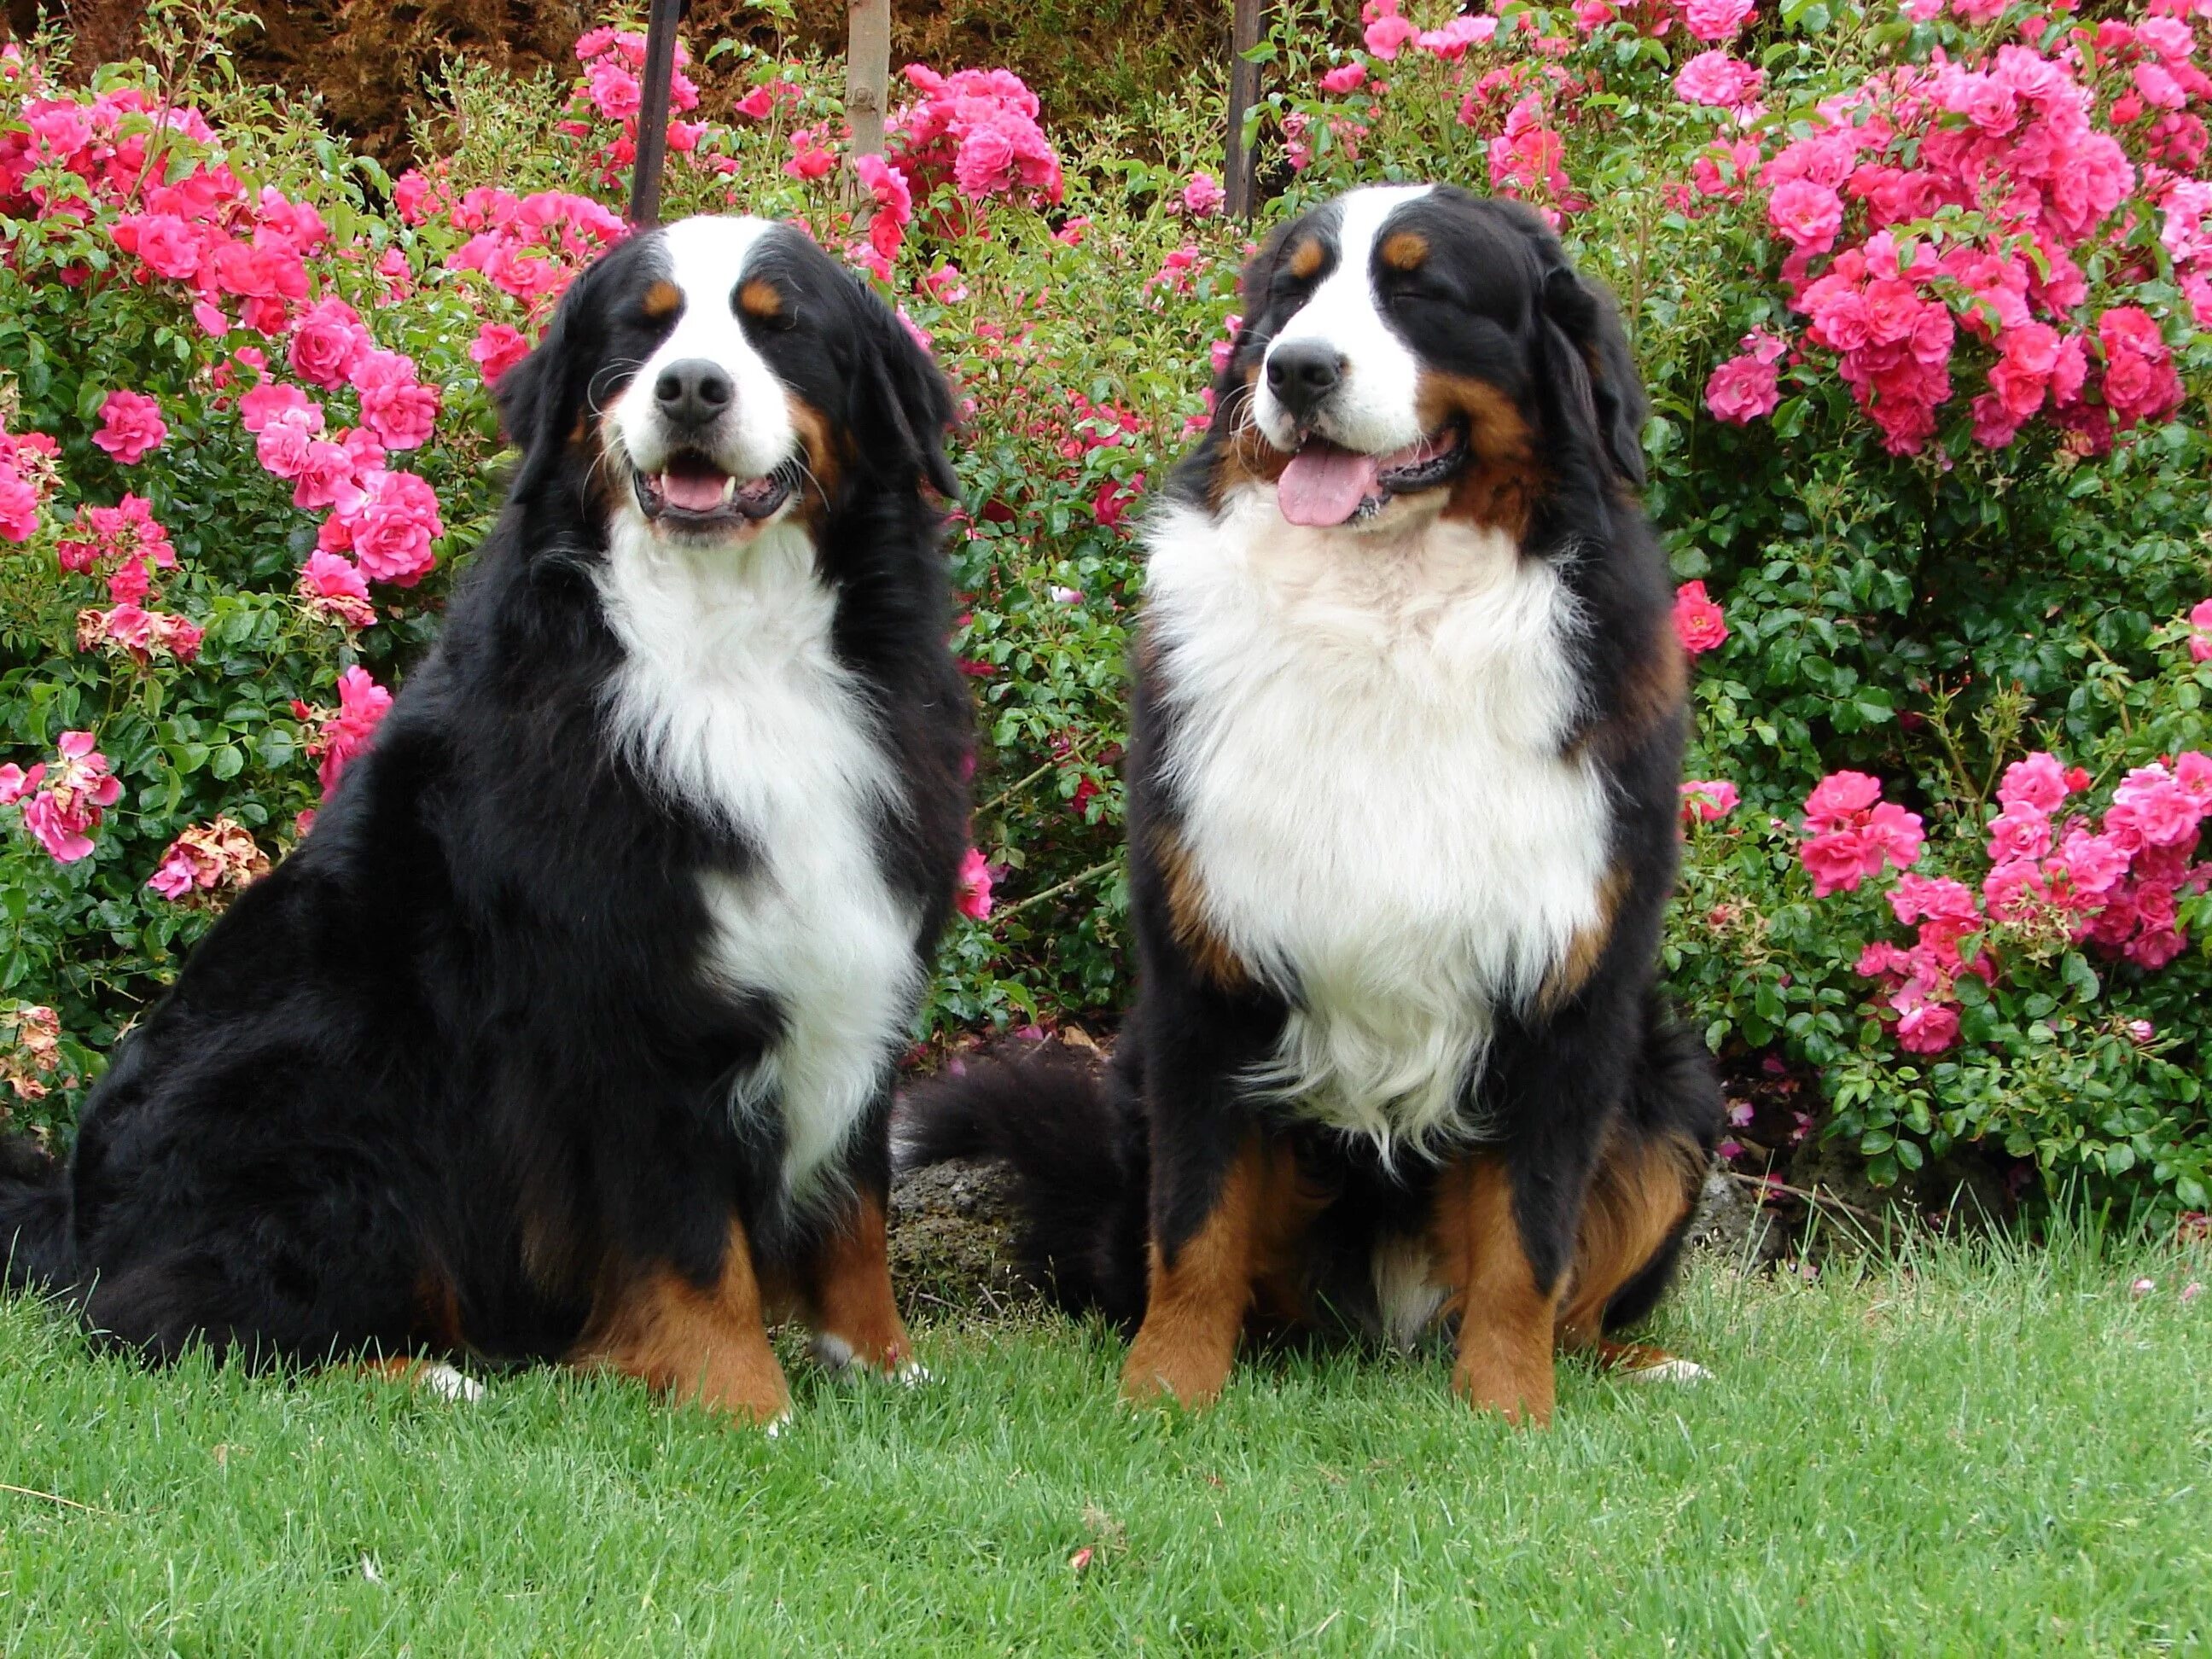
[894,1044,1150,1329]
[0,1133,74,1295]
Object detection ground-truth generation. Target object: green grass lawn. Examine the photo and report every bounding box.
[0,1230,2205,1656]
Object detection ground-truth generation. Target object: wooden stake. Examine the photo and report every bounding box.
[847,0,892,161]
[1225,0,1265,219]
[627,0,688,229]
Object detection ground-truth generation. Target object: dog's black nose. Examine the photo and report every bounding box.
[1266,341,1346,422]
[653,358,733,430]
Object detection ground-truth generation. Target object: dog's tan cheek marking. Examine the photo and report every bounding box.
[643,278,682,321]
[1381,230,1429,271]
[738,277,783,322]
[1417,370,1543,539]
[783,391,840,512]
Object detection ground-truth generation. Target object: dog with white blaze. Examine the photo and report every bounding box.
[900,185,1723,1424]
[0,215,970,1424]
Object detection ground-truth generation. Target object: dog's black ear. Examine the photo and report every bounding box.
[852,277,961,503]
[492,285,586,496]
[1540,265,1648,488]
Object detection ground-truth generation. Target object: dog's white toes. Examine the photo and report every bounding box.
[1622,1355,1710,1385]
[419,1361,486,1402]
[809,1333,857,1371]
[896,1359,931,1388]
[763,1408,794,1438]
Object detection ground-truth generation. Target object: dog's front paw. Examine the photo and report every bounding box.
[1121,1329,1234,1408]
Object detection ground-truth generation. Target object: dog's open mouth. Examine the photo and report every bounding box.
[632,452,797,529]
[1276,426,1467,528]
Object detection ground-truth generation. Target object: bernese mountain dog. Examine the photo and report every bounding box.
[0,215,969,1424]
[901,184,1723,1424]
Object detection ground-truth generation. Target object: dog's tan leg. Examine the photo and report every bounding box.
[801,1190,917,1378]
[1434,1155,1561,1426]
[1122,1134,1269,1407]
[570,1217,790,1426]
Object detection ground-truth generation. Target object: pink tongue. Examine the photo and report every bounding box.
[660,468,729,512]
[1277,441,1382,527]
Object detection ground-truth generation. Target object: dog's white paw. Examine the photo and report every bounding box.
[1621,1355,1710,1385]
[895,1359,931,1388]
[809,1333,856,1371]
[418,1361,486,1403]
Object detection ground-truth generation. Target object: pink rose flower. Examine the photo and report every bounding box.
[1705,351,1781,424]
[91,390,168,465]
[1893,992,1960,1054]
[2188,598,2212,664]
[469,323,531,387]
[1802,829,1871,897]
[300,666,395,796]
[4,731,122,864]
[286,297,372,389]
[1986,810,2052,864]
[1996,752,2075,817]
[298,550,377,629]
[323,469,444,586]
[955,847,995,920]
[1672,580,1729,654]
[1680,779,1741,821]
[1364,13,1419,58]
[240,381,322,435]
[1180,172,1225,218]
[1674,50,1763,108]
[1684,0,1755,44]
[1767,178,1845,252]
[1805,771,1883,830]
[1860,800,1925,869]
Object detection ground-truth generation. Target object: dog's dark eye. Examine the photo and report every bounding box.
[1391,276,1463,310]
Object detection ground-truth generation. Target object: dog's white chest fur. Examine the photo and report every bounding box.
[1145,492,1610,1155]
[597,519,920,1196]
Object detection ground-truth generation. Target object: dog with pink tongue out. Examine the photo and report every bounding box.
[900,183,1721,1424]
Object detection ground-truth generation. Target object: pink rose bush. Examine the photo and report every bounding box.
[1809,751,2212,1058]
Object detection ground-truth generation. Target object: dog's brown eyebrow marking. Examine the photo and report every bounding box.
[738,277,783,320]
[1287,237,1325,280]
[1382,231,1429,271]
[642,278,682,320]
